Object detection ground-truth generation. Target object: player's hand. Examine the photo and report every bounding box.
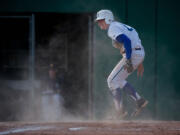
[112,40,123,49]
[137,63,144,77]
[124,59,133,73]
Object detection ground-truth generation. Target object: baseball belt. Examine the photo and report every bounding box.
[122,48,142,54]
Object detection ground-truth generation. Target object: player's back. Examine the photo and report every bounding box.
[108,21,142,48]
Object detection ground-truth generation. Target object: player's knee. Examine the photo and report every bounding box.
[107,76,114,90]
[119,80,127,89]
[107,77,126,90]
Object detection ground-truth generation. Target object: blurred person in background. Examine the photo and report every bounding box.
[41,64,64,121]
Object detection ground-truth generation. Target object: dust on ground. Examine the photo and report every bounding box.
[0,120,179,135]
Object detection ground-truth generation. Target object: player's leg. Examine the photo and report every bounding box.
[123,82,141,100]
[107,58,128,118]
[111,67,142,102]
[52,94,61,121]
[108,55,147,114]
[112,67,148,116]
[107,58,126,90]
[108,57,138,98]
[110,88,127,118]
[122,82,148,111]
[119,52,146,102]
[123,82,148,116]
[128,52,148,116]
[41,94,51,121]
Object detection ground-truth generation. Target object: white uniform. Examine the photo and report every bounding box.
[107,21,145,90]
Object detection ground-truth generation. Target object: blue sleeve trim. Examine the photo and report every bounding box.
[116,34,132,59]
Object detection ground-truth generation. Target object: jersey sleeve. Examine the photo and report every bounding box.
[108,25,123,40]
[116,34,132,59]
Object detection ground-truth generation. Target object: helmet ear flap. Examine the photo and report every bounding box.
[105,18,113,24]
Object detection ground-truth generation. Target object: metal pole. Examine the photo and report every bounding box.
[154,0,158,119]
[29,14,35,112]
[88,14,94,120]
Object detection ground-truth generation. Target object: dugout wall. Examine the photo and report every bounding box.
[0,13,94,120]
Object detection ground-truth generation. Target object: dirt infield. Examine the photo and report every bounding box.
[0,121,179,135]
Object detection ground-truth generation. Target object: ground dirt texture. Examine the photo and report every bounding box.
[0,121,179,135]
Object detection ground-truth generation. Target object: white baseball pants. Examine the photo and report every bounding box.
[107,50,145,90]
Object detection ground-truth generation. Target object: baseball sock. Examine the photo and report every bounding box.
[111,88,123,111]
[123,82,141,101]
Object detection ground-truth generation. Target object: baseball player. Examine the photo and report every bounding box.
[95,9,148,118]
[41,64,64,121]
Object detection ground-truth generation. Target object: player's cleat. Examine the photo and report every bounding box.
[131,98,148,117]
[137,98,148,108]
[115,109,128,119]
[118,111,128,119]
[107,110,128,120]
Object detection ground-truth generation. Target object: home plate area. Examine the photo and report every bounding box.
[0,121,179,135]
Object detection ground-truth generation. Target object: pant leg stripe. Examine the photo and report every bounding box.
[111,67,124,81]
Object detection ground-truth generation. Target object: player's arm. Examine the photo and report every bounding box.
[137,62,144,77]
[115,34,132,59]
[108,26,133,73]
[115,34,133,73]
[108,25,132,58]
